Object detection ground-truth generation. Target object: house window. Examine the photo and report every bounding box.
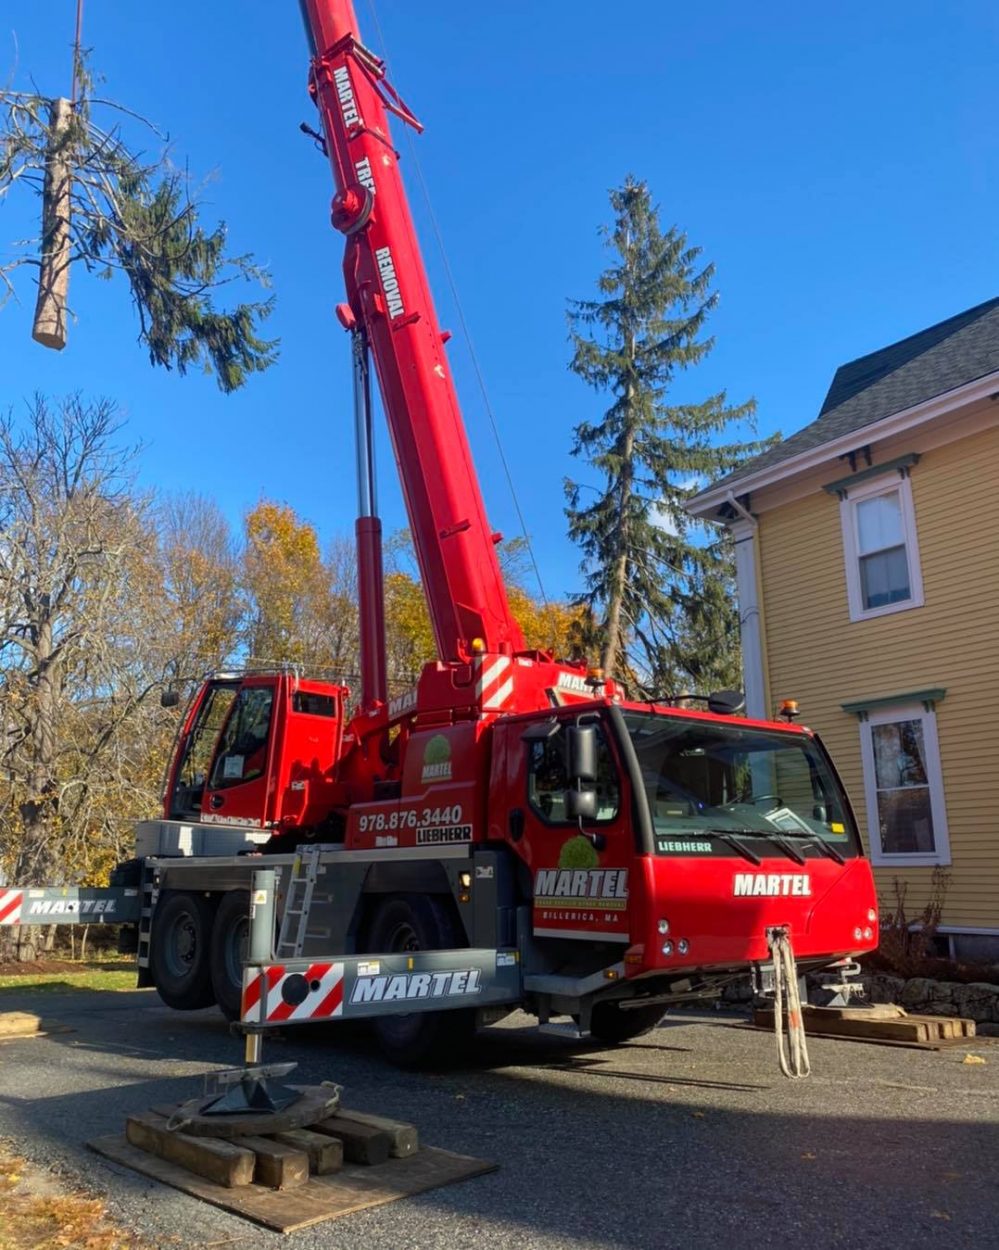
[858,702,949,867]
[840,473,923,621]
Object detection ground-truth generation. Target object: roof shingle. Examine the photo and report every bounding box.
[701,295,999,495]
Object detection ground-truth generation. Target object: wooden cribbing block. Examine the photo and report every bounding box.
[903,1013,976,1039]
[0,1012,44,1038]
[311,1115,391,1166]
[271,1128,343,1175]
[125,1112,254,1188]
[338,1109,418,1158]
[238,1136,309,1190]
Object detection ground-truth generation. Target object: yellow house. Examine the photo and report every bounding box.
[689,297,999,960]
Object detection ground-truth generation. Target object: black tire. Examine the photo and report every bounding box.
[365,894,475,1068]
[589,1000,665,1044]
[211,890,250,1021]
[149,890,217,1010]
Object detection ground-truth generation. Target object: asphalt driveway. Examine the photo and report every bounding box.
[1,986,996,1249]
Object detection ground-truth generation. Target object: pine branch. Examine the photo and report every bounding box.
[0,60,277,390]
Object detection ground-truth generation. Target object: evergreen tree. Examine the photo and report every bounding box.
[565,177,773,695]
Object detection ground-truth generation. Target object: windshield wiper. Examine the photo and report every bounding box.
[769,829,846,864]
[699,829,763,865]
[763,831,807,865]
[702,827,817,866]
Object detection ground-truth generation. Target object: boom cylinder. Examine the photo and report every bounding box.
[353,330,387,708]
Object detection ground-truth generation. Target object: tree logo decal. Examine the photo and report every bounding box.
[421,734,452,783]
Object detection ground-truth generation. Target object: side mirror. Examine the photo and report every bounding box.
[566,724,598,782]
[566,787,598,821]
[160,689,180,709]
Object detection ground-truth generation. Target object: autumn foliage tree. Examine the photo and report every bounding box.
[382,531,588,683]
[0,411,590,963]
[241,501,327,666]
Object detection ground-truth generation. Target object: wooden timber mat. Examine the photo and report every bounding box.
[0,1011,74,1041]
[87,1134,497,1233]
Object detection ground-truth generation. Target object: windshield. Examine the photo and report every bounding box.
[623,711,860,857]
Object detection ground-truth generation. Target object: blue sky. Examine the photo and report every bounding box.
[2,1,997,602]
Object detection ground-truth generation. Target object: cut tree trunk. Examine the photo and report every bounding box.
[32,96,73,351]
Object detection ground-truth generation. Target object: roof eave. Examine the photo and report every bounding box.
[687,368,999,519]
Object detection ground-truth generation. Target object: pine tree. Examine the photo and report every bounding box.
[565,177,772,695]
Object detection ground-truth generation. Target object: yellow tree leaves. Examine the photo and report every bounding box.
[243,500,325,666]
[384,571,436,685]
[506,586,589,658]
[379,530,591,683]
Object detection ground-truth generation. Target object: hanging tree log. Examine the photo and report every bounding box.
[32,97,73,351]
[2,69,275,387]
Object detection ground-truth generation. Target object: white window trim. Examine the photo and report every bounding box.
[859,701,950,868]
[839,471,924,622]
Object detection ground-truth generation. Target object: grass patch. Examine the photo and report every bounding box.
[0,963,139,995]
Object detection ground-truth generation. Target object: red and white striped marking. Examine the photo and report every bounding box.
[475,654,513,711]
[0,890,24,926]
[241,961,344,1024]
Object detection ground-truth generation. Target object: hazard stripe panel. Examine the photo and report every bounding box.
[474,654,513,710]
[241,962,345,1024]
[0,890,24,926]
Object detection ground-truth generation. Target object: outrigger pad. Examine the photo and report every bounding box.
[200,1063,301,1116]
[162,1083,343,1139]
[201,1077,300,1117]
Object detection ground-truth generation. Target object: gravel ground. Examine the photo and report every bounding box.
[1,986,998,1249]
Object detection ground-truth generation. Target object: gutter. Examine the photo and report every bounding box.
[687,368,999,517]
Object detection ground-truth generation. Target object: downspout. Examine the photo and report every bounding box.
[725,490,769,721]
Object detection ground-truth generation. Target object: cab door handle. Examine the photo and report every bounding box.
[210,794,224,809]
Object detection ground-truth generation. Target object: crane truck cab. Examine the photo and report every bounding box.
[163,671,349,841]
[488,699,874,991]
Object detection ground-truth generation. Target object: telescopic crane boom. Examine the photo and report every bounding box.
[299,0,525,708]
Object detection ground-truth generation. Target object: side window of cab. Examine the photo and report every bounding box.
[527,723,620,824]
[209,687,275,789]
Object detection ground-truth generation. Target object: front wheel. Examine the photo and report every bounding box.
[365,894,475,1068]
[149,891,217,1011]
[588,1000,665,1044]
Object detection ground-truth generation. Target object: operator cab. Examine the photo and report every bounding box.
[163,671,348,838]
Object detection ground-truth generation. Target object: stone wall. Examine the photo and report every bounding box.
[862,973,999,1030]
[720,971,999,1034]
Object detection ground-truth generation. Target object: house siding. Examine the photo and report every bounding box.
[756,425,999,931]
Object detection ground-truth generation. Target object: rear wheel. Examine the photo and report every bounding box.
[365,894,475,1068]
[210,890,250,1021]
[150,891,217,1010]
[588,1000,665,1044]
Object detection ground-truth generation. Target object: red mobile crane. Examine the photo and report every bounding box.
[0,1,879,1070]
